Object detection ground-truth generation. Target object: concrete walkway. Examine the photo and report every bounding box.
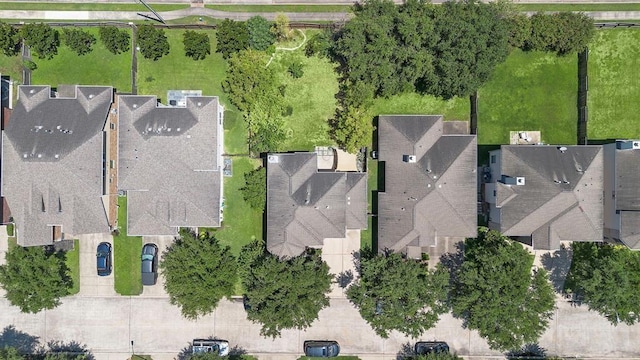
[0,7,639,21]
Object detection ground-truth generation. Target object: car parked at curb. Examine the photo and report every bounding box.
[96,242,112,276]
[415,341,450,355]
[141,243,158,286]
[304,340,340,358]
[192,339,229,356]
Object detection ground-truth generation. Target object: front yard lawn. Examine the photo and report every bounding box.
[587,29,640,140]
[31,27,131,92]
[65,239,80,295]
[114,196,142,296]
[478,49,577,145]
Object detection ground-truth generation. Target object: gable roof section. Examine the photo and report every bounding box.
[495,145,604,249]
[1,85,112,246]
[117,95,222,236]
[266,153,367,258]
[377,115,477,253]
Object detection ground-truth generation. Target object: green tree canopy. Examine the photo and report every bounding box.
[215,19,249,59]
[271,13,291,41]
[242,244,333,337]
[247,16,275,51]
[136,24,170,61]
[332,0,435,98]
[0,21,21,57]
[329,81,374,153]
[0,245,72,313]
[61,28,96,56]
[222,49,286,154]
[20,23,59,60]
[346,251,449,338]
[240,167,266,212]
[160,229,238,319]
[449,228,556,351]
[525,12,594,56]
[565,242,640,325]
[425,0,510,99]
[98,26,130,55]
[183,30,210,60]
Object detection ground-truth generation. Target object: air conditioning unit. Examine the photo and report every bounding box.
[633,141,640,150]
[403,154,417,163]
[516,177,526,186]
[267,155,279,163]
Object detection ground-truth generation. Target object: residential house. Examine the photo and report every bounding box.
[266,151,367,258]
[377,115,477,258]
[117,95,224,236]
[1,85,113,246]
[485,145,604,250]
[603,140,640,249]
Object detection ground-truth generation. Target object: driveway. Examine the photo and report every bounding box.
[322,229,360,298]
[139,235,174,297]
[77,233,117,297]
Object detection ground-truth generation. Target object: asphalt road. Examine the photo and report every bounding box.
[0,7,639,21]
[1,289,640,359]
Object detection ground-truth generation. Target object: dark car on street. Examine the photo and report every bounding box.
[141,243,158,286]
[96,242,112,276]
[304,340,340,358]
[415,341,450,355]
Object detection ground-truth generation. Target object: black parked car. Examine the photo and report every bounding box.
[141,243,158,286]
[96,242,112,276]
[304,340,340,358]
[415,341,450,355]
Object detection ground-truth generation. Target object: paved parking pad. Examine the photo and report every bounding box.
[322,230,360,298]
[77,233,117,297]
[140,235,174,297]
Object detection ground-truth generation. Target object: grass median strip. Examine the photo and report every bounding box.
[114,196,142,296]
[65,239,80,295]
[205,4,352,13]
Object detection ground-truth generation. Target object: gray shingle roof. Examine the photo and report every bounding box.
[492,145,604,250]
[117,95,222,236]
[614,148,640,211]
[620,211,640,250]
[1,85,112,246]
[377,115,477,254]
[266,152,367,258]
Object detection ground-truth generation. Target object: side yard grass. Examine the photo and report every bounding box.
[360,160,377,250]
[478,49,577,145]
[31,27,131,92]
[587,29,640,140]
[65,239,80,295]
[114,196,142,296]
[206,4,351,12]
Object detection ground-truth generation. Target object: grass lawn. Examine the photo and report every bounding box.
[369,93,469,121]
[360,160,377,250]
[270,46,337,151]
[587,29,640,140]
[137,29,227,101]
[213,157,263,256]
[0,55,23,84]
[0,2,187,11]
[114,196,142,296]
[31,27,131,92]
[65,239,80,295]
[477,49,577,145]
[206,4,351,12]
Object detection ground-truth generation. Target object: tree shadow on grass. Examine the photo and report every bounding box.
[0,325,40,354]
[540,244,573,293]
[506,343,547,359]
[46,340,94,360]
